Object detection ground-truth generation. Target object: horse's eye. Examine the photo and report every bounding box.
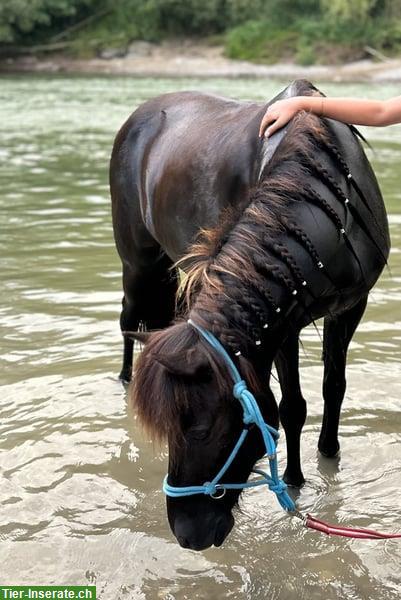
[187,426,209,441]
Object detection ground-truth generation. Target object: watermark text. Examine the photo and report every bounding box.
[0,587,95,600]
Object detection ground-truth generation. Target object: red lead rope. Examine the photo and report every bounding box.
[303,513,401,539]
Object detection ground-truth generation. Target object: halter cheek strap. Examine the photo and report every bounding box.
[162,319,296,512]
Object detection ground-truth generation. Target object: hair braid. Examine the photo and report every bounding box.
[282,218,324,267]
[320,139,352,179]
[251,247,320,326]
[312,162,349,206]
[302,186,345,234]
[251,251,297,295]
[211,274,262,341]
[220,270,276,334]
[236,295,266,338]
[250,277,280,314]
[317,149,389,258]
[319,138,387,247]
[262,237,307,288]
[240,292,268,326]
[207,316,240,350]
[230,301,258,337]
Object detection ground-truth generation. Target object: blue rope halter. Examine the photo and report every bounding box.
[163,319,296,512]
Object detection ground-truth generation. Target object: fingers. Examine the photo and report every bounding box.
[259,111,283,139]
[258,116,271,138]
[259,107,277,138]
[259,97,302,139]
[264,116,285,138]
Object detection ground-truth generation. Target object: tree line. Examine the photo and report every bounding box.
[1,0,400,64]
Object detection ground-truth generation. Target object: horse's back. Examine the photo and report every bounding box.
[111,91,266,261]
[110,83,315,264]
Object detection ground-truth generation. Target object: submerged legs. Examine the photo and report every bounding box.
[275,295,368,485]
[318,296,368,457]
[275,330,307,487]
[119,253,178,382]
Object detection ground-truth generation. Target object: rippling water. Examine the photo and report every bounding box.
[0,75,400,599]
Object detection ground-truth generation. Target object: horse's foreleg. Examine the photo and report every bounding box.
[319,296,368,457]
[119,254,178,382]
[119,288,138,383]
[275,330,306,487]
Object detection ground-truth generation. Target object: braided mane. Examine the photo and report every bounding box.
[177,112,327,309]
[176,111,379,355]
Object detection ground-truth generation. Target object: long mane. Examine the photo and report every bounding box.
[175,110,383,356]
[176,112,328,309]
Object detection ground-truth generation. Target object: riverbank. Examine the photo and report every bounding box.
[2,41,401,82]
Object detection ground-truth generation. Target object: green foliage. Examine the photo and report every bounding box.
[225,21,299,63]
[225,1,401,65]
[1,0,401,64]
[99,0,268,38]
[297,11,401,56]
[295,38,316,66]
[67,0,271,55]
[320,0,378,23]
[0,0,98,44]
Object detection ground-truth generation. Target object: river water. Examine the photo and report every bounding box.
[0,75,400,599]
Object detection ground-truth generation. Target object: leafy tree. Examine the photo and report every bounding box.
[0,0,98,44]
[380,0,401,19]
[1,0,400,60]
[319,0,378,22]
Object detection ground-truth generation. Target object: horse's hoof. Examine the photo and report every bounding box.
[318,442,340,458]
[119,370,132,384]
[283,471,305,488]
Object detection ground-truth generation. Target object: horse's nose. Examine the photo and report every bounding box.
[174,514,233,550]
[174,515,215,550]
[214,513,234,546]
[176,534,190,548]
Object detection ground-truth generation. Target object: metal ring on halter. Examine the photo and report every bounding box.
[210,485,226,499]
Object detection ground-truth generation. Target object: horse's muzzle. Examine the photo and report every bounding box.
[173,512,234,551]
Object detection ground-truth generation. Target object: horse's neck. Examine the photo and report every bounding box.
[188,238,303,359]
[187,113,382,358]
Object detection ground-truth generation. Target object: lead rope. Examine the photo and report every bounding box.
[292,512,401,540]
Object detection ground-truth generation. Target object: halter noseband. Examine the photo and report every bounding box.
[162,319,296,512]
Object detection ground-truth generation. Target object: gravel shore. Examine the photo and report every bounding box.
[2,41,401,82]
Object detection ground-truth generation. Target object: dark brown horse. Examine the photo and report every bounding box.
[110,79,389,550]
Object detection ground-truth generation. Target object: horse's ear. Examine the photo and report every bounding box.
[122,331,151,344]
[154,348,209,377]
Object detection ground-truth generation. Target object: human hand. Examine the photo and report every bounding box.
[259,97,305,138]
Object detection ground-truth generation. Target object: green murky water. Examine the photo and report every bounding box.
[0,75,400,599]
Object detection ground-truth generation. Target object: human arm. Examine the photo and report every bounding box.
[259,95,401,138]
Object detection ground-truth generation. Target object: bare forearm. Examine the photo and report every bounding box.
[259,94,401,138]
[300,96,401,127]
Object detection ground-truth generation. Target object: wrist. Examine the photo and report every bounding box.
[299,97,310,112]
[301,96,324,116]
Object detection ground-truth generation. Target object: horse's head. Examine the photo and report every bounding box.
[128,321,278,550]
